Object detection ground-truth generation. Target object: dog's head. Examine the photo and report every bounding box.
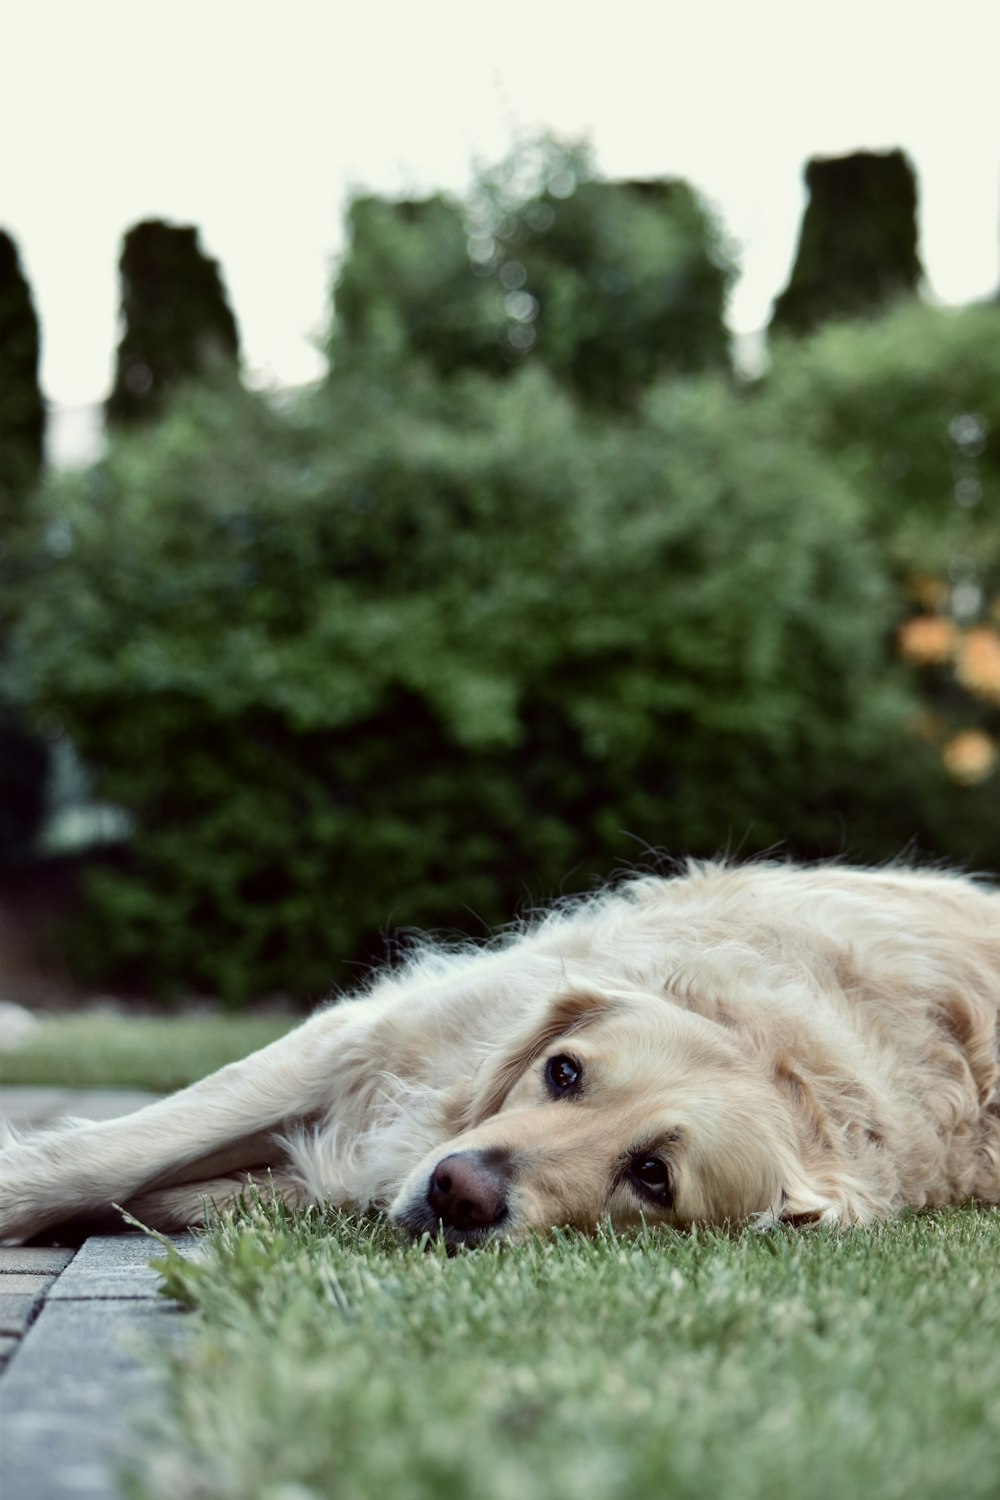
[389,989,836,1247]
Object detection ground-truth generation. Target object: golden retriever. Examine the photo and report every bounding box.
[1,861,998,1246]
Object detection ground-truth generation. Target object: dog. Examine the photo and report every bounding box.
[1,861,998,1247]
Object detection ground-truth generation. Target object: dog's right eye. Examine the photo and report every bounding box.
[545,1054,582,1096]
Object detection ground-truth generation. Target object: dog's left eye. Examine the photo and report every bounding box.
[545,1054,582,1095]
[629,1155,672,1200]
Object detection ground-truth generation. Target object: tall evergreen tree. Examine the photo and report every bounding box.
[107,220,240,425]
[332,195,507,378]
[499,176,733,405]
[770,150,923,336]
[0,231,48,864]
[330,146,734,407]
[0,229,45,527]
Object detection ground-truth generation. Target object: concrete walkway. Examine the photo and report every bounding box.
[0,1087,194,1500]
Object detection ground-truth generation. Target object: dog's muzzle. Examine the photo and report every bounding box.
[394,1148,514,1247]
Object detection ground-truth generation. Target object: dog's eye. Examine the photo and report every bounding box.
[629,1155,673,1201]
[544,1054,582,1095]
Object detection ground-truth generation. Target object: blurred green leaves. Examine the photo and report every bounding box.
[4,147,999,1002]
[330,137,734,406]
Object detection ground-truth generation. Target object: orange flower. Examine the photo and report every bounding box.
[896,615,957,667]
[942,729,998,785]
[956,627,1000,705]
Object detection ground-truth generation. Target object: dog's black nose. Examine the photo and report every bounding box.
[427,1150,511,1230]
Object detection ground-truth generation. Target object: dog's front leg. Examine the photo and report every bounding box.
[0,1003,366,1242]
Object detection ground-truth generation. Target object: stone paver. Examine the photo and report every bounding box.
[0,1249,75,1370]
[0,1091,195,1499]
[0,1086,161,1131]
[0,1086,71,1128]
[0,1296,187,1500]
[0,1273,59,1295]
[0,1246,76,1273]
[50,1232,199,1300]
[0,1293,49,1337]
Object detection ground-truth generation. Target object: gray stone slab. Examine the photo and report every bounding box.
[0,1295,44,1336]
[0,1086,71,1129]
[0,1086,162,1130]
[0,1273,56,1296]
[0,1246,76,1273]
[61,1089,162,1122]
[0,1296,187,1500]
[48,1232,201,1300]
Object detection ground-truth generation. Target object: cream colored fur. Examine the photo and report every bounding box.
[1,861,998,1245]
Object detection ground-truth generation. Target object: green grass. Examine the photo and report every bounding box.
[129,1198,1000,1500]
[9,1016,998,1497]
[1,1013,294,1090]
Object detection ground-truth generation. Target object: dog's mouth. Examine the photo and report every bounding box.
[392,1199,512,1251]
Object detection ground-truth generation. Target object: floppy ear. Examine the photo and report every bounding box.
[463,991,610,1128]
[772,1180,840,1228]
[768,1058,889,1228]
[773,1168,887,1229]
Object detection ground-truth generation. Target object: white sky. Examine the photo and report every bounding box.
[3,0,998,408]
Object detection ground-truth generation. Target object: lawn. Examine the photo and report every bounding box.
[7,1013,999,1499]
[129,1197,1000,1500]
[1,1012,294,1091]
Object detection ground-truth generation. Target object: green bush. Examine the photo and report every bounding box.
[9,356,965,1003]
[487,174,734,403]
[332,194,509,380]
[765,303,1000,807]
[330,140,734,407]
[765,302,1000,585]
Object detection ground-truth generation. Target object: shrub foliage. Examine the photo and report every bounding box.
[13,332,997,1000]
[7,158,999,1002]
[330,141,734,406]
